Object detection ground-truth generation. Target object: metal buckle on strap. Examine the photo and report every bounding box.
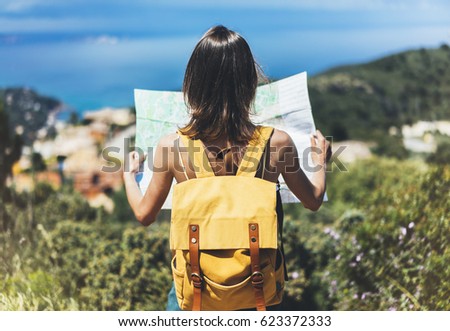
[191,272,203,288]
[251,271,264,287]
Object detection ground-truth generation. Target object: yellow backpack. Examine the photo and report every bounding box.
[170,126,285,311]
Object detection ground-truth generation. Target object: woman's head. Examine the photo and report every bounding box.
[180,25,264,144]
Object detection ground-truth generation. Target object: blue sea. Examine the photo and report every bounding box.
[0,28,447,117]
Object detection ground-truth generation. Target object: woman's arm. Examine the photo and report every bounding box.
[276,129,329,211]
[123,136,174,226]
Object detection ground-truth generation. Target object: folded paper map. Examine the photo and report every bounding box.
[135,71,327,209]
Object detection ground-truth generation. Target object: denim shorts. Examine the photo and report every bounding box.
[166,283,182,311]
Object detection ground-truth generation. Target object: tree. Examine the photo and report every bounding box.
[31,152,47,172]
[0,100,22,189]
[427,140,450,165]
[371,134,409,160]
[0,99,23,231]
[68,111,80,126]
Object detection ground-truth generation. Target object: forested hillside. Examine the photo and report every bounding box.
[310,44,450,140]
[0,88,61,146]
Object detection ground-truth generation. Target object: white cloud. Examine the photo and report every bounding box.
[84,35,120,45]
[1,0,447,35]
[2,0,42,12]
[2,0,449,13]
[149,0,450,10]
[0,17,106,33]
[0,0,85,13]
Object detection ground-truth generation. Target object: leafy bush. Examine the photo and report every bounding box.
[79,224,172,310]
[321,165,449,310]
[1,156,448,311]
[427,139,450,165]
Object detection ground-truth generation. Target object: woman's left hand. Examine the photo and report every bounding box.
[124,151,147,176]
[311,130,331,167]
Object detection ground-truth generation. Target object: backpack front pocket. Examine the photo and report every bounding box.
[199,261,279,310]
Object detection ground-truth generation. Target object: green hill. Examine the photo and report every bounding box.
[0,88,61,146]
[310,44,450,140]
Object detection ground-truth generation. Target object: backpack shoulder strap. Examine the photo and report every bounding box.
[236,126,274,177]
[177,131,215,178]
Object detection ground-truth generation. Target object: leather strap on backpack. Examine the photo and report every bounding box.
[248,223,266,311]
[237,126,274,178]
[178,132,215,178]
[189,224,202,311]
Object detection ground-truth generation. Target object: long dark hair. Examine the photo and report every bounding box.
[179,25,264,144]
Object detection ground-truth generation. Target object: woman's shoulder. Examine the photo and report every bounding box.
[158,132,179,148]
[270,127,294,148]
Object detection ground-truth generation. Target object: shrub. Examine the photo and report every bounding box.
[322,165,449,310]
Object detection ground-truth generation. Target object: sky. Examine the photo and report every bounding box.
[0,0,449,113]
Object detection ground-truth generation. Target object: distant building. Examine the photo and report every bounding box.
[12,106,135,212]
[401,121,450,153]
[73,170,123,213]
[83,107,135,127]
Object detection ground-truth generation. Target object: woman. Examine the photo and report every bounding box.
[123,25,330,310]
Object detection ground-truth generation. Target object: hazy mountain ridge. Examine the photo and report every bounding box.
[0,88,61,146]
